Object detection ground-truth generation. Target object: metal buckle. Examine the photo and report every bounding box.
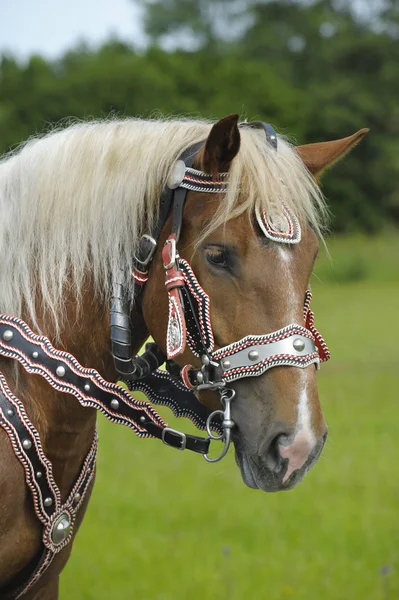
[204,388,235,463]
[161,427,187,451]
[133,234,157,269]
[163,238,177,270]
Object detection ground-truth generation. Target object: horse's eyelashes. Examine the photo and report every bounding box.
[204,246,232,271]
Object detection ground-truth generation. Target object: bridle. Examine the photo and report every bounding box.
[0,121,330,598]
[111,121,330,463]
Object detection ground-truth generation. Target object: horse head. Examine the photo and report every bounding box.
[141,114,367,492]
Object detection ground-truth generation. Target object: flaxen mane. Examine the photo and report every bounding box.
[0,117,326,330]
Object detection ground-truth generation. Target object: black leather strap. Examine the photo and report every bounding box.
[0,317,211,455]
[115,140,205,371]
[125,369,222,435]
[240,121,278,150]
[170,142,203,241]
[0,387,57,519]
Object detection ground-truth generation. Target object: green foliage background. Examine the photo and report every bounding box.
[1,0,399,232]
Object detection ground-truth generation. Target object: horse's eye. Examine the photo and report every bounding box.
[205,247,228,269]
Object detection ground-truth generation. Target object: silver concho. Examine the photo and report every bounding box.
[167,160,186,190]
[255,203,301,244]
[169,316,181,347]
[50,513,71,546]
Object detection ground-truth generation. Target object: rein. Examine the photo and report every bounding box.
[0,121,330,599]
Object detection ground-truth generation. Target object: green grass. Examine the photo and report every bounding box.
[313,232,399,284]
[61,235,399,600]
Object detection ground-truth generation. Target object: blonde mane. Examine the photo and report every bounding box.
[0,117,326,331]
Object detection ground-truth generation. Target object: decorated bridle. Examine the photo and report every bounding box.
[0,121,330,599]
[111,121,330,462]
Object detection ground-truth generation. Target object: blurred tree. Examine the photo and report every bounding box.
[139,0,399,231]
[0,0,398,231]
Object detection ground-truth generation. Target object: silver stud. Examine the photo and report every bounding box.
[201,355,210,366]
[196,371,204,384]
[44,497,53,507]
[293,338,305,352]
[167,160,186,189]
[110,399,119,410]
[51,513,71,545]
[73,492,81,504]
[222,359,231,370]
[32,351,39,359]
[84,383,90,392]
[22,438,32,450]
[7,408,14,417]
[3,330,13,341]
[36,471,42,478]
[56,365,66,377]
[140,415,146,423]
[248,350,259,362]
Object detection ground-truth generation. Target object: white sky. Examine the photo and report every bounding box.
[0,0,144,60]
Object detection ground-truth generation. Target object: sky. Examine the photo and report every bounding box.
[0,0,386,61]
[0,0,144,60]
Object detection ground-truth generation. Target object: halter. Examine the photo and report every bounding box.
[112,121,330,462]
[0,121,330,598]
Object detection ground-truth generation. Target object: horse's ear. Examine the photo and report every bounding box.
[296,129,369,178]
[201,114,241,177]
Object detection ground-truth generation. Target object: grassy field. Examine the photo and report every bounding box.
[61,234,399,600]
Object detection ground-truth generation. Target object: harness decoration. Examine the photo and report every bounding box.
[0,120,329,599]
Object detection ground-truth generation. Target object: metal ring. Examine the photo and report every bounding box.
[204,428,232,463]
[206,409,225,440]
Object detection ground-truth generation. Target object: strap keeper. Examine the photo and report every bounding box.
[162,236,177,270]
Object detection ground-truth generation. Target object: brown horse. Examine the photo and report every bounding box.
[0,115,367,599]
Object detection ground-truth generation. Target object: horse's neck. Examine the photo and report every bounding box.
[1,290,149,499]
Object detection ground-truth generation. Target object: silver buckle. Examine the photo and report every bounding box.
[163,238,177,270]
[134,234,157,269]
[161,427,186,451]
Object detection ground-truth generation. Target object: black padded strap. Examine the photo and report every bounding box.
[125,369,223,435]
[0,316,210,455]
[0,387,57,520]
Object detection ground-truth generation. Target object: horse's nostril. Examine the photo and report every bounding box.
[264,433,289,473]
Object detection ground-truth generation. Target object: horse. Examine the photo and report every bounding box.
[0,114,367,599]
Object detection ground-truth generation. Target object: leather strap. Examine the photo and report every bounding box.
[240,121,278,150]
[0,374,97,599]
[125,369,222,435]
[0,315,210,455]
[170,142,203,241]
